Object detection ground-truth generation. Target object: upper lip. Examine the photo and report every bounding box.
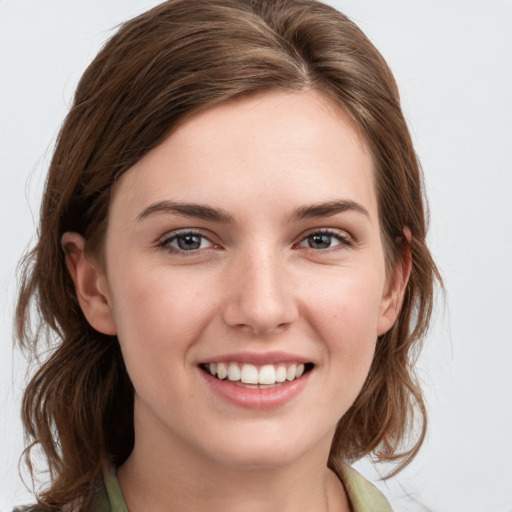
[200,351,312,366]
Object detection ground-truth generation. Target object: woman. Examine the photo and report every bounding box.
[15,0,440,510]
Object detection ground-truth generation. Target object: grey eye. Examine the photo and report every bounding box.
[162,232,214,252]
[299,232,343,250]
[307,234,334,249]
[174,234,205,251]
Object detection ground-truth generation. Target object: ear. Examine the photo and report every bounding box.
[61,232,117,335]
[377,227,412,336]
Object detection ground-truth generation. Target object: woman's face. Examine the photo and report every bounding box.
[91,91,403,469]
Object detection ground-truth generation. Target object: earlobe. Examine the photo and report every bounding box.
[377,227,412,336]
[61,232,117,335]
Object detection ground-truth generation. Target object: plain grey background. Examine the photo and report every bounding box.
[1,1,511,511]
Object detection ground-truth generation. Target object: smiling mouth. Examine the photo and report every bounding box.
[200,362,314,387]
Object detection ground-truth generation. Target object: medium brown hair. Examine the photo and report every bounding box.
[16,0,441,508]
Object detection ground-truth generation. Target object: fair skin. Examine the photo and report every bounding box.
[63,90,410,512]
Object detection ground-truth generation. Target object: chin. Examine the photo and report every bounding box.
[212,445,305,471]
[200,423,332,471]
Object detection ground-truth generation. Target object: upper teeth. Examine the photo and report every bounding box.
[207,362,305,385]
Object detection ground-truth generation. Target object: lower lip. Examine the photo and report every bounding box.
[200,369,311,409]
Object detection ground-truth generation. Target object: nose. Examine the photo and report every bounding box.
[221,248,299,336]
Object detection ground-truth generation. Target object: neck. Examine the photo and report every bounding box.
[117,410,349,512]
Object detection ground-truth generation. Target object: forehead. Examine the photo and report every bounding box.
[110,90,377,223]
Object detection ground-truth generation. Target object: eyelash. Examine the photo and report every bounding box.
[295,229,354,252]
[157,228,354,255]
[157,230,216,255]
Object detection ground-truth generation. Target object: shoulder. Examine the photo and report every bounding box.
[12,507,48,512]
[12,504,77,512]
[12,507,51,512]
[12,466,126,512]
[334,462,393,512]
[89,464,128,512]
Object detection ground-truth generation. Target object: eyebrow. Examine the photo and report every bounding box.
[137,198,369,224]
[289,199,370,222]
[136,200,234,223]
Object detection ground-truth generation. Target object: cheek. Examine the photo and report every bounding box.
[107,265,215,378]
[302,266,384,381]
[306,264,384,337]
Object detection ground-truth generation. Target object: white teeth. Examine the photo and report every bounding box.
[228,363,241,381]
[240,364,259,384]
[275,365,287,383]
[286,364,297,381]
[206,361,309,384]
[217,362,228,380]
[258,365,276,385]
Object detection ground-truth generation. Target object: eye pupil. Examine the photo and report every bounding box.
[308,234,331,249]
[177,234,202,250]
